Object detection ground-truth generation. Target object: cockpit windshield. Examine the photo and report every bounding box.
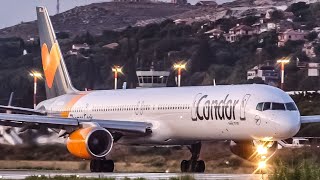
[256,102,297,111]
[272,103,285,110]
[285,102,298,111]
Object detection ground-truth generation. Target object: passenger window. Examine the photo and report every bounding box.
[272,103,285,110]
[256,103,263,111]
[285,102,297,111]
[263,102,271,111]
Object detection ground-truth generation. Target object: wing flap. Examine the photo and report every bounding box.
[301,116,320,124]
[0,113,152,135]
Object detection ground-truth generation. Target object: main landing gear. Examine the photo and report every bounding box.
[90,159,114,172]
[181,142,205,173]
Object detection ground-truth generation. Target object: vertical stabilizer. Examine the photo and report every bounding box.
[36,7,77,99]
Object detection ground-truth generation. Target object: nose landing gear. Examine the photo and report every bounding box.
[180,142,205,173]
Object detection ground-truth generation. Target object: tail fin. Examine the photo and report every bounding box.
[36,7,77,99]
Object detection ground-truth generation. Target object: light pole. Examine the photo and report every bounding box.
[29,72,42,109]
[277,58,290,90]
[112,66,122,90]
[173,62,187,87]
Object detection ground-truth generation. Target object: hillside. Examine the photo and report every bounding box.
[0,2,196,39]
[0,0,301,40]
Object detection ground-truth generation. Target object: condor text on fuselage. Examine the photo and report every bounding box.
[191,93,250,122]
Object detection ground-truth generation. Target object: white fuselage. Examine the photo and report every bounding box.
[37,84,301,145]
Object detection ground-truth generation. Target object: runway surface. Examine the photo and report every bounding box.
[0,171,266,179]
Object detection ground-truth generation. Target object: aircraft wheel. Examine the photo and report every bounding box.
[195,160,205,173]
[90,159,101,172]
[101,160,114,172]
[90,159,114,172]
[181,160,190,172]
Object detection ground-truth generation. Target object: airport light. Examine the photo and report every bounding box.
[277,58,290,90]
[258,161,266,169]
[112,66,122,90]
[29,71,42,109]
[173,62,187,87]
[257,145,268,155]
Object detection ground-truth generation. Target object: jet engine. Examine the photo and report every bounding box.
[67,127,113,159]
[230,140,277,162]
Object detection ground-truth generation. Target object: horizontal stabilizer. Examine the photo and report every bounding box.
[300,116,320,124]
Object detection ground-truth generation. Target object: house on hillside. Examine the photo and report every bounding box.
[230,25,257,35]
[195,0,218,6]
[205,28,224,39]
[72,43,90,50]
[224,25,257,43]
[278,29,307,47]
[276,20,294,32]
[303,42,317,58]
[247,65,279,87]
[253,22,276,33]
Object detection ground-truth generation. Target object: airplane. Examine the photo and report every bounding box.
[0,6,319,173]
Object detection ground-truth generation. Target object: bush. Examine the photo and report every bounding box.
[306,31,318,41]
[269,160,320,180]
[169,175,195,180]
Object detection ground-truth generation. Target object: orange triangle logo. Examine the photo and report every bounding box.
[41,43,61,89]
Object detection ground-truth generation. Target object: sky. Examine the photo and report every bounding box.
[0,0,233,29]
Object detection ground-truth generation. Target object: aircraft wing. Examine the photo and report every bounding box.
[0,113,152,135]
[0,105,46,115]
[301,116,320,124]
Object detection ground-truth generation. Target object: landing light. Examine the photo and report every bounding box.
[257,145,268,155]
[258,161,266,169]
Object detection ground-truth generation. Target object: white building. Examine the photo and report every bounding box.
[224,25,257,43]
[136,70,170,88]
[72,43,90,50]
[247,65,279,86]
[260,23,277,33]
[204,29,224,39]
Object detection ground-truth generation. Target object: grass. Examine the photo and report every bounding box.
[169,175,195,180]
[269,159,320,180]
[25,176,147,180]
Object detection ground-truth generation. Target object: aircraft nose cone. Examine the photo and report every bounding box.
[276,113,300,139]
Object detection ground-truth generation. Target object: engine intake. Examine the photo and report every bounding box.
[67,127,113,159]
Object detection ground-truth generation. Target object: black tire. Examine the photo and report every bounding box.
[181,160,190,172]
[195,160,205,173]
[90,160,96,172]
[90,160,102,172]
[101,160,115,172]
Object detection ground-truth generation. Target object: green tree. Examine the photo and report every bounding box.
[306,31,318,41]
[190,39,213,72]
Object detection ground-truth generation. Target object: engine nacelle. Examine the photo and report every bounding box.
[230,140,277,162]
[67,127,113,159]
